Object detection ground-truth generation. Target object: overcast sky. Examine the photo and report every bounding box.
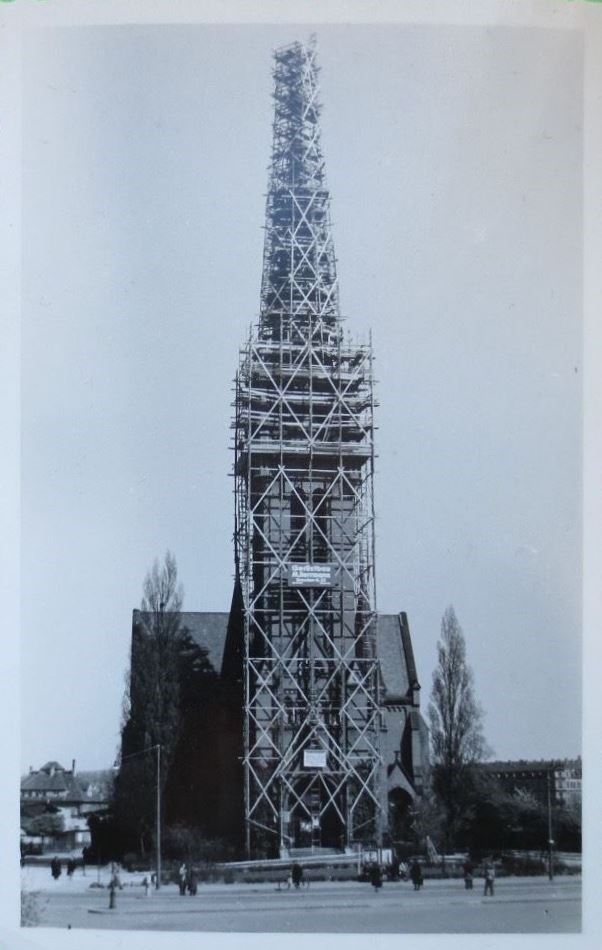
[20,22,582,773]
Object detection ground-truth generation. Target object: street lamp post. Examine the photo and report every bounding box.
[547,768,554,882]
[154,600,165,891]
[155,743,161,891]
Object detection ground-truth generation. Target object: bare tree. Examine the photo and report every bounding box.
[137,550,183,760]
[428,605,490,849]
[141,550,183,626]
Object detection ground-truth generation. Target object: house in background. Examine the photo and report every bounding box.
[20,760,113,854]
[552,759,582,808]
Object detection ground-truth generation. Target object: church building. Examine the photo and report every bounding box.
[125,39,428,861]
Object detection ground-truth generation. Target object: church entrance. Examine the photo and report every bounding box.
[288,777,344,851]
[388,787,414,846]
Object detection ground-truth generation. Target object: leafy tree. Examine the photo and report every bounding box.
[407,781,443,856]
[457,772,537,854]
[26,812,64,839]
[161,824,236,864]
[444,767,583,857]
[428,605,490,849]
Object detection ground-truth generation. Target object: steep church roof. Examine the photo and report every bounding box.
[141,608,418,706]
[132,609,229,676]
[376,613,421,704]
[179,611,230,674]
[377,615,411,701]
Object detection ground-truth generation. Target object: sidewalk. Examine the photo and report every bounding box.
[22,863,149,894]
[22,864,580,898]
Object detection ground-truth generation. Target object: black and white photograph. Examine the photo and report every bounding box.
[2,0,601,946]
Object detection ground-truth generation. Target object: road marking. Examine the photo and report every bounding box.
[87,902,375,916]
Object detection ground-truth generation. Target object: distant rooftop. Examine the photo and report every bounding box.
[482,757,581,772]
[21,762,114,803]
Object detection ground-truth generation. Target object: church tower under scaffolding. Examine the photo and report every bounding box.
[234,40,384,858]
[122,39,428,864]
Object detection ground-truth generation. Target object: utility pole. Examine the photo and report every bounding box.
[547,767,554,881]
[156,743,162,890]
[156,599,164,890]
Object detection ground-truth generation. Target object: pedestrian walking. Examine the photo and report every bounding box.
[463,858,474,890]
[187,867,198,896]
[178,862,187,896]
[370,862,383,892]
[142,875,150,897]
[483,863,495,897]
[291,862,304,890]
[51,857,61,880]
[108,868,119,909]
[409,860,423,891]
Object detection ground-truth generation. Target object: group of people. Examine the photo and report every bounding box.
[365,857,495,896]
[178,862,199,896]
[43,852,495,898]
[463,859,495,896]
[366,859,423,891]
[50,857,78,879]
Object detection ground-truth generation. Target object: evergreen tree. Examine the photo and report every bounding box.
[114,551,184,855]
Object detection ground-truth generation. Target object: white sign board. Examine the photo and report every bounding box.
[287,563,335,588]
[303,749,327,769]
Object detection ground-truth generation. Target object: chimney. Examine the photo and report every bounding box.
[71,759,76,775]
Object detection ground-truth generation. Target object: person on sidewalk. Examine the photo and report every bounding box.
[483,863,495,897]
[370,862,383,892]
[187,867,198,896]
[291,862,304,890]
[410,860,423,891]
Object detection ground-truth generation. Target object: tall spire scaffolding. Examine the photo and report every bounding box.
[234,40,383,859]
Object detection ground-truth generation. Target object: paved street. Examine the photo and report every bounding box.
[23,870,581,933]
